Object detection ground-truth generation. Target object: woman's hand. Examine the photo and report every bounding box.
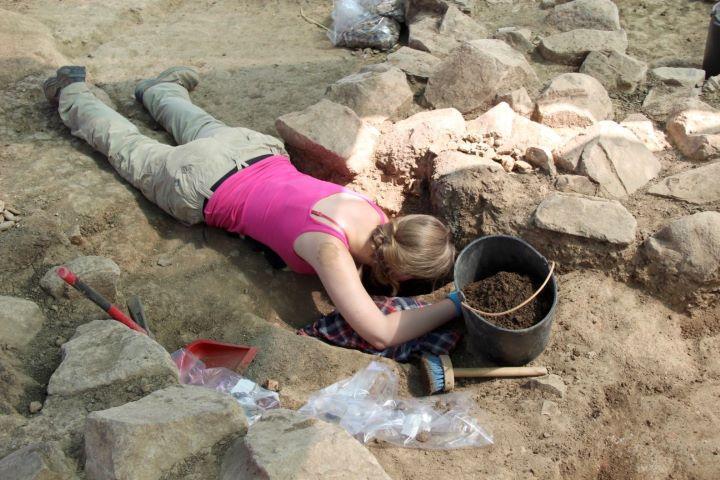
[296,233,457,349]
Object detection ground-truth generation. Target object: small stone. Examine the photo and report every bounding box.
[0,200,4,211]
[539,29,628,66]
[5,205,20,215]
[28,401,42,414]
[542,431,552,438]
[666,107,720,161]
[3,210,16,221]
[580,50,648,93]
[535,73,613,128]
[546,0,621,32]
[648,162,720,204]
[704,74,720,93]
[555,174,598,196]
[66,224,83,245]
[525,146,556,175]
[0,442,75,479]
[651,67,706,88]
[40,256,121,302]
[524,374,567,398]
[533,193,637,245]
[541,400,560,416]
[514,159,533,173]
[263,379,280,392]
[0,220,14,232]
[541,0,556,8]
[157,255,173,267]
[493,27,534,53]
[432,151,503,178]
[495,88,535,118]
[0,296,45,349]
[54,337,64,346]
[499,155,515,172]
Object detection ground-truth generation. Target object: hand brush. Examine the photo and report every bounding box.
[420,353,548,395]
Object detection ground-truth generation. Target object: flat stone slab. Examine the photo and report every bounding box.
[651,67,706,88]
[546,0,621,32]
[644,211,720,284]
[276,99,379,177]
[535,73,613,128]
[41,256,120,302]
[432,150,503,179]
[0,296,44,349]
[648,162,720,204]
[386,46,441,79]
[0,442,75,480]
[493,27,534,53]
[539,29,628,66]
[85,385,247,480]
[641,85,703,122]
[580,50,647,93]
[220,409,390,480]
[533,192,637,244]
[47,320,178,398]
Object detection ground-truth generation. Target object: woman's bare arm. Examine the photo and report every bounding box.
[295,233,457,350]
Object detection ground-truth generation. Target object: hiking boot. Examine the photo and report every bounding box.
[134,66,199,103]
[43,66,86,104]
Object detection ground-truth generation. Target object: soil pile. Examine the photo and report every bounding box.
[463,271,548,329]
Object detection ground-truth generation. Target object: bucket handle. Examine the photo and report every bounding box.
[460,262,556,318]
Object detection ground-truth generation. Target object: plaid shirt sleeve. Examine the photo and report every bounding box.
[298,296,461,363]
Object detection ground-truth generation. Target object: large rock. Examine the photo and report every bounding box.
[533,193,637,244]
[220,409,390,480]
[643,212,720,284]
[425,39,539,114]
[579,50,648,93]
[666,107,720,161]
[496,87,535,118]
[539,29,628,66]
[375,108,466,182]
[467,102,563,154]
[85,385,247,480]
[620,114,670,152]
[648,162,720,204]
[546,0,621,32]
[386,46,441,79]
[41,256,121,302]
[650,67,706,88]
[0,296,44,349]
[407,15,461,56]
[47,320,178,399]
[641,85,703,122]
[0,442,75,480]
[325,66,413,123]
[554,121,661,198]
[535,73,613,128]
[275,100,379,178]
[438,5,488,41]
[493,27,534,53]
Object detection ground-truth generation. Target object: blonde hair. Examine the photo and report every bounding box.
[370,214,455,294]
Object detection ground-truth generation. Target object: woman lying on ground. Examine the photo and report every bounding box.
[43,66,464,350]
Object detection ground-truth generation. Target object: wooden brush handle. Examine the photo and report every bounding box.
[454,366,548,378]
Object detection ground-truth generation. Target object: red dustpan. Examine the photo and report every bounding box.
[184,339,258,373]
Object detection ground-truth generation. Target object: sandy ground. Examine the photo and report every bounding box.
[0,0,719,478]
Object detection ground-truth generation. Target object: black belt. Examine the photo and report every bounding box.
[203,153,273,212]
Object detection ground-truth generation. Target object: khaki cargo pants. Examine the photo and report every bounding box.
[58,82,287,225]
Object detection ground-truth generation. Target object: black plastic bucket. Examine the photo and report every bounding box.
[454,235,557,366]
[703,2,720,78]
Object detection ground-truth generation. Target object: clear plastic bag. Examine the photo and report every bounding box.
[328,0,401,51]
[299,361,493,449]
[171,349,280,425]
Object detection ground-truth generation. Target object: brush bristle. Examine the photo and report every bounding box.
[420,354,446,395]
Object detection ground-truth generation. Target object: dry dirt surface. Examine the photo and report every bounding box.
[0,0,719,479]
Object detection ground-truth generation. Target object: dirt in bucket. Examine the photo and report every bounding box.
[463,271,549,330]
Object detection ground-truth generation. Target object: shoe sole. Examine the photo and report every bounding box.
[134,66,199,103]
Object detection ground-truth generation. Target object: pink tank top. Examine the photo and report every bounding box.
[203,155,386,274]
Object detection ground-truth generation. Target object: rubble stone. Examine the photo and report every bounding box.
[643,212,720,284]
[426,39,539,114]
[496,87,535,118]
[47,320,178,398]
[648,162,720,204]
[493,27,534,53]
[535,73,613,128]
[525,146,557,175]
[554,121,661,198]
[276,99,379,177]
[666,107,720,161]
[325,66,413,123]
[376,108,466,182]
[432,150,503,178]
[524,374,567,398]
[579,50,647,93]
[220,409,391,480]
[620,114,670,152]
[407,14,461,56]
[85,385,247,480]
[386,46,442,79]
[0,296,44,349]
[641,85,703,122]
[650,67,706,88]
[546,0,621,32]
[40,256,120,302]
[539,29,628,66]
[439,5,488,41]
[467,103,563,156]
[541,400,560,416]
[554,174,598,196]
[533,193,637,244]
[0,442,75,480]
